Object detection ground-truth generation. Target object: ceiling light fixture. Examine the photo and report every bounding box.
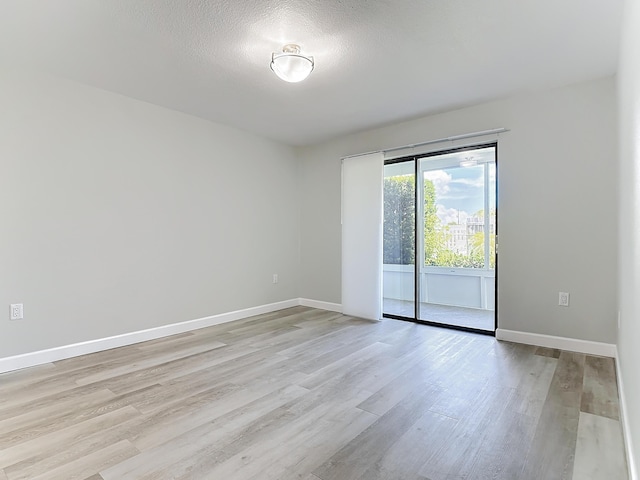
[270,44,314,83]
[459,157,478,168]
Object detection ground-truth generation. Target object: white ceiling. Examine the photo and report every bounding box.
[0,0,624,146]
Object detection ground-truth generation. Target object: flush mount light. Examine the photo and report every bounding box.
[270,44,314,83]
[459,157,478,168]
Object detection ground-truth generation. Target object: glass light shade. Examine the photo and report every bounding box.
[270,44,314,83]
[459,159,478,167]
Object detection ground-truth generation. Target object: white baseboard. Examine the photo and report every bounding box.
[299,298,342,313]
[495,328,616,357]
[0,299,299,374]
[616,353,638,480]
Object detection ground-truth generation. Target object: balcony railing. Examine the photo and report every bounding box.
[383,264,495,310]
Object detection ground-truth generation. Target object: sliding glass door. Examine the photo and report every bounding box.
[383,144,497,334]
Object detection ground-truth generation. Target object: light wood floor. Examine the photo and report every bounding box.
[0,306,627,480]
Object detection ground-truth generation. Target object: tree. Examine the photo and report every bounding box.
[423,180,444,265]
[468,209,496,268]
[384,175,441,265]
[383,175,415,264]
[384,177,495,269]
[469,231,496,268]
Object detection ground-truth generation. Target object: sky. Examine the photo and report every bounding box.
[422,148,496,225]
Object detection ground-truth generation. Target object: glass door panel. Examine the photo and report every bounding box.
[417,146,496,332]
[382,160,416,319]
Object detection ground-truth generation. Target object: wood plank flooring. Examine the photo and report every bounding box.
[0,306,628,479]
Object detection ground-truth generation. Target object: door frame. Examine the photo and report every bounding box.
[382,142,498,336]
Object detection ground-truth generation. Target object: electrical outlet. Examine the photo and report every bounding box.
[558,292,569,307]
[10,303,23,320]
[272,274,278,284]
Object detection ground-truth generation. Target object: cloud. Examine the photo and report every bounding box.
[436,204,469,225]
[453,176,484,188]
[423,170,452,197]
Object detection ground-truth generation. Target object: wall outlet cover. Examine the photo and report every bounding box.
[558,292,570,307]
[10,304,24,320]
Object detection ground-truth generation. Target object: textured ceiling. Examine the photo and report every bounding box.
[0,0,624,146]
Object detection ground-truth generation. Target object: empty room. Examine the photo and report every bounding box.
[1,1,639,479]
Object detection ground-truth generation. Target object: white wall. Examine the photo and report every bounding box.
[617,0,640,474]
[298,77,618,344]
[0,68,300,358]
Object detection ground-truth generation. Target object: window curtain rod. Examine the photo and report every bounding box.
[342,127,509,160]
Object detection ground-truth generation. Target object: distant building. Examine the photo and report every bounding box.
[441,212,496,255]
[466,213,496,235]
[444,224,468,254]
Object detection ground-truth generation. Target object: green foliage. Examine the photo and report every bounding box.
[426,249,484,268]
[469,231,496,268]
[423,181,445,265]
[383,175,415,265]
[383,175,495,269]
